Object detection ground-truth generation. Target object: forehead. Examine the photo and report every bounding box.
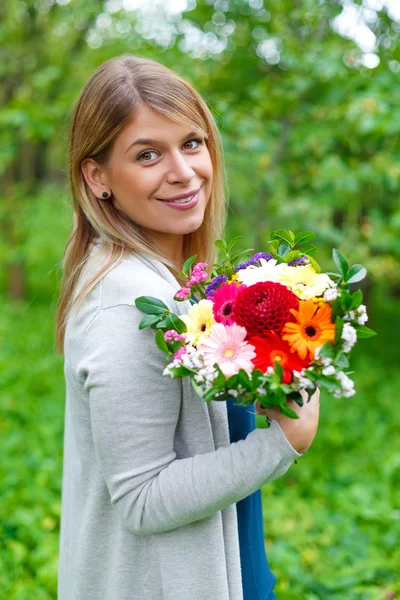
[119,104,201,145]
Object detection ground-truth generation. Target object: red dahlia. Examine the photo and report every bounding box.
[249,332,311,383]
[232,281,299,338]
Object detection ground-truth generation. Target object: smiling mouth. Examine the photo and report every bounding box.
[158,193,196,204]
[156,187,201,204]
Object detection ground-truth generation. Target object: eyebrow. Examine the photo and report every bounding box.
[124,130,206,154]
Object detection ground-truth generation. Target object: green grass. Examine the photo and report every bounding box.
[1,272,399,599]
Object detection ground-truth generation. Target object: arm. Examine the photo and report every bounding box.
[80,304,300,535]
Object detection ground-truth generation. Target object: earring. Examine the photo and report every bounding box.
[101,191,109,199]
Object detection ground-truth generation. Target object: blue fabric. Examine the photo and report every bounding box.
[227,398,277,600]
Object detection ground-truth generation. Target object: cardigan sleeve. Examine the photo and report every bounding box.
[79,303,300,535]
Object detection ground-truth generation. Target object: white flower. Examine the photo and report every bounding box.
[228,388,239,397]
[321,356,333,367]
[345,304,368,326]
[355,305,368,325]
[324,287,340,302]
[341,323,357,353]
[292,369,316,390]
[334,370,355,397]
[257,387,267,396]
[278,264,335,300]
[236,258,286,286]
[322,365,336,376]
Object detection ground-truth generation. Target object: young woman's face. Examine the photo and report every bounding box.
[84,104,213,264]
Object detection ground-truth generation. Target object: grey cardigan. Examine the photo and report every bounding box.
[57,242,301,600]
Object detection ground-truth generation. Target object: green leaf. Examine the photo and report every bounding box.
[335,316,344,345]
[335,353,350,369]
[317,376,341,392]
[271,229,293,246]
[349,289,363,311]
[163,313,187,333]
[203,387,220,402]
[139,314,162,330]
[288,230,295,243]
[269,250,284,262]
[331,297,344,322]
[238,369,251,390]
[231,248,255,265]
[317,340,336,359]
[227,236,243,252]
[279,404,299,419]
[214,364,226,388]
[277,244,291,257]
[305,254,321,273]
[156,317,170,329]
[191,378,204,398]
[182,254,197,276]
[346,264,367,284]
[169,365,195,377]
[273,360,284,382]
[215,239,228,254]
[353,325,377,338]
[294,231,316,245]
[300,245,317,257]
[226,373,239,388]
[340,289,353,312]
[332,249,349,278]
[155,329,168,352]
[269,239,280,251]
[135,296,169,315]
[283,250,301,263]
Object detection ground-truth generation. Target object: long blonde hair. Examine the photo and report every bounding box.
[55,54,227,354]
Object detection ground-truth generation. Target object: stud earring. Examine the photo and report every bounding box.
[101,191,109,199]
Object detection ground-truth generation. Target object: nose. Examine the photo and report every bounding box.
[165,150,195,184]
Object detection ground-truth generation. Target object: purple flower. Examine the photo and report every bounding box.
[234,252,273,272]
[288,257,309,266]
[205,274,227,297]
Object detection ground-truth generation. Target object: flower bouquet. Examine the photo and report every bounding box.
[135,230,376,419]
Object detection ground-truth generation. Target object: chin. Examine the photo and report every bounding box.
[177,216,205,235]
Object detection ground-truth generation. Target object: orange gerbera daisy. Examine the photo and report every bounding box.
[281,299,336,360]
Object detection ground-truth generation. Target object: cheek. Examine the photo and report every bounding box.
[199,151,213,183]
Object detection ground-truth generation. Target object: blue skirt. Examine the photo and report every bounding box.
[226,398,277,600]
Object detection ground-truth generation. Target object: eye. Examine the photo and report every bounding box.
[136,150,158,163]
[136,138,204,164]
[183,137,204,150]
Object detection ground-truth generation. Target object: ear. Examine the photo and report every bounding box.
[81,158,111,199]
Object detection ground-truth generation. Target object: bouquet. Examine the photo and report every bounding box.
[135,230,376,419]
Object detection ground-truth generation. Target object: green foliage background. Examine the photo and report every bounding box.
[1,0,399,598]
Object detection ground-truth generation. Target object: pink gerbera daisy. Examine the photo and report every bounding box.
[212,282,246,325]
[198,322,256,377]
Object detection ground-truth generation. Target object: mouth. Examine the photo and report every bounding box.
[155,187,202,210]
[156,187,201,204]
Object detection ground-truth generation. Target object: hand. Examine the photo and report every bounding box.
[255,388,320,454]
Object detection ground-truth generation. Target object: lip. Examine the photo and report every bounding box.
[155,189,200,211]
[156,187,201,202]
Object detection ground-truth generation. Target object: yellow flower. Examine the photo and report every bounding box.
[282,300,335,360]
[180,299,216,347]
[278,264,333,300]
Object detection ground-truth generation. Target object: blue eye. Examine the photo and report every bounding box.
[136,138,204,163]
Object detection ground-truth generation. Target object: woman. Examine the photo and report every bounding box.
[56,54,320,600]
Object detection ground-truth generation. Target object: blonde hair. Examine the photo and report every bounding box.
[55,54,227,354]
